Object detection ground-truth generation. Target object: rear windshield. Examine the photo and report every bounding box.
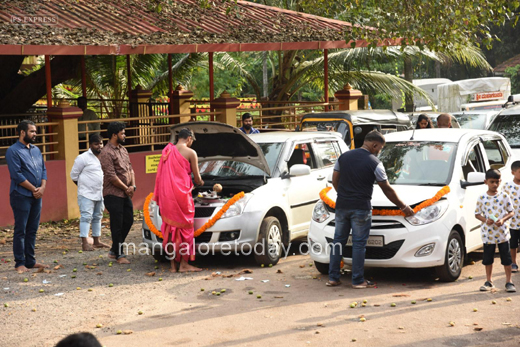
[488,115,520,147]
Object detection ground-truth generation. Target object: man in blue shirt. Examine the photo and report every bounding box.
[6,120,48,273]
[239,113,260,135]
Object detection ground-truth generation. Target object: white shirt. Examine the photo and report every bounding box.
[70,149,103,201]
[475,191,513,244]
[503,181,520,229]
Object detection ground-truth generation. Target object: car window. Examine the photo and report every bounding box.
[378,141,457,185]
[287,142,317,170]
[488,115,520,148]
[455,114,487,129]
[462,144,485,181]
[497,140,510,166]
[313,141,339,168]
[482,139,505,170]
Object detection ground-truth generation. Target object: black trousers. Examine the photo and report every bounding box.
[104,195,134,259]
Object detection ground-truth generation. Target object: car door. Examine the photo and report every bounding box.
[284,141,328,236]
[460,140,487,251]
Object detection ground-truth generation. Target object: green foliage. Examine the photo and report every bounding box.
[504,65,520,94]
[298,0,518,51]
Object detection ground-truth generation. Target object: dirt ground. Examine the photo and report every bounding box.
[1,217,520,347]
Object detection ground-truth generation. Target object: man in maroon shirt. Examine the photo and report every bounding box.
[99,122,136,264]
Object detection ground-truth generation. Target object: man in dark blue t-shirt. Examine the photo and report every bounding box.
[327,130,413,288]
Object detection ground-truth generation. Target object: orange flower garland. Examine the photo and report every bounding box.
[143,192,246,239]
[319,186,450,216]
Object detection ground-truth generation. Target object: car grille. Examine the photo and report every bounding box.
[327,219,405,229]
[325,237,404,260]
[195,207,216,218]
[195,232,212,243]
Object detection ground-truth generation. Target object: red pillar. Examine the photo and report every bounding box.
[209,52,215,121]
[324,49,329,111]
[80,56,87,97]
[168,54,174,115]
[45,55,52,108]
[126,55,132,98]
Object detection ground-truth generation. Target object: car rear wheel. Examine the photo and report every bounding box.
[254,217,283,266]
[435,230,463,282]
[314,261,329,275]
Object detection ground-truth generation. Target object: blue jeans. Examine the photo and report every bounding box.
[78,195,104,238]
[10,190,42,268]
[329,208,372,285]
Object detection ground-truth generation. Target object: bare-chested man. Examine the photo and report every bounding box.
[153,128,204,273]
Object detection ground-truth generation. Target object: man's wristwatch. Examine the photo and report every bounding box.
[133,185,137,191]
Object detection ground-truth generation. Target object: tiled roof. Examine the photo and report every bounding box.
[494,54,520,74]
[0,0,396,55]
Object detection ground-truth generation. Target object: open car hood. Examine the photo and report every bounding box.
[169,122,271,176]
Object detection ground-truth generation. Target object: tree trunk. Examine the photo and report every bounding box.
[435,60,441,78]
[404,56,414,112]
[0,55,81,114]
[262,51,268,98]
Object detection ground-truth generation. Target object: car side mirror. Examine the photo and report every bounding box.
[289,164,311,177]
[461,172,486,189]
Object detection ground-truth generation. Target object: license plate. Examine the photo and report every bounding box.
[346,235,384,247]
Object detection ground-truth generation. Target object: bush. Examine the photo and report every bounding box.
[504,65,520,95]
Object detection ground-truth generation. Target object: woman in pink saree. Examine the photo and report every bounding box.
[154,128,204,272]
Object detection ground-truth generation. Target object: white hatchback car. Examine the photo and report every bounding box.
[308,129,514,281]
[142,122,349,265]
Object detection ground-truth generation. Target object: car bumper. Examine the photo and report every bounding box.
[142,210,264,254]
[308,215,449,268]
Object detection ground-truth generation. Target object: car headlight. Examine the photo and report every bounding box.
[405,200,449,226]
[312,200,330,223]
[220,193,253,219]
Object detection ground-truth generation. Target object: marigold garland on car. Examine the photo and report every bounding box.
[319,186,450,216]
[143,191,246,239]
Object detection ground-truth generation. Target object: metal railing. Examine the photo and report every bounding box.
[78,111,222,153]
[0,121,60,161]
[236,101,341,130]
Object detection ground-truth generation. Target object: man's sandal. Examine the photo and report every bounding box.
[352,280,375,289]
[325,280,341,287]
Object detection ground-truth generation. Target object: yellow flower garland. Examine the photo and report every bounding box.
[143,191,246,239]
[319,186,450,216]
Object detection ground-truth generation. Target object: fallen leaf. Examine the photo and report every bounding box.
[474,327,483,331]
[299,265,305,268]
[145,272,156,277]
[53,265,63,270]
[392,294,410,297]
[373,304,380,307]
[274,296,284,299]
[36,267,44,273]
[238,269,253,274]
[0,239,6,245]
[96,272,103,275]
[123,330,133,335]
[317,323,323,327]
[276,269,283,274]
[222,274,234,278]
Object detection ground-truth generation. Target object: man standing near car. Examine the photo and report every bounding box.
[6,120,49,273]
[437,114,452,128]
[239,113,260,135]
[99,122,135,264]
[327,130,414,288]
[70,134,110,251]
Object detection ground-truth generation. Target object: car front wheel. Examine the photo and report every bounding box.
[314,261,329,275]
[435,230,463,282]
[254,217,283,266]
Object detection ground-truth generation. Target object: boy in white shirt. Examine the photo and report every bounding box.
[503,160,520,273]
[475,169,516,292]
[70,134,110,251]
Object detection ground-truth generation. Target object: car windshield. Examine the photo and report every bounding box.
[378,141,457,185]
[488,115,520,147]
[301,121,349,134]
[199,142,283,177]
[454,114,488,129]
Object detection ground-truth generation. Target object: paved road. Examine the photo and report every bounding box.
[1,225,519,347]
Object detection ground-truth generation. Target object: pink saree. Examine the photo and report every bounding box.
[153,143,195,262]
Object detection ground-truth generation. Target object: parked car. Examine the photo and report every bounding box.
[308,129,513,281]
[142,122,349,266]
[452,110,499,130]
[487,104,520,158]
[409,112,461,128]
[298,110,411,149]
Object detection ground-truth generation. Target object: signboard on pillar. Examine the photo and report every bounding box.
[145,154,162,174]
